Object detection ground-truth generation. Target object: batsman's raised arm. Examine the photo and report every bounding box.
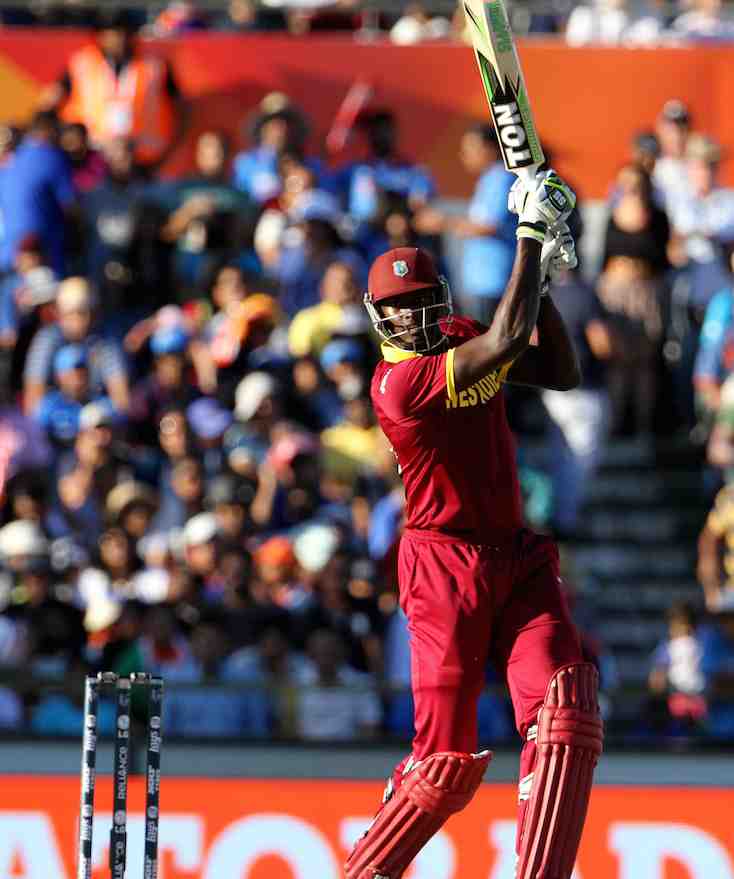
[452,170,577,394]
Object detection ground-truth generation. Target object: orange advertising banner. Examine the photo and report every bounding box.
[0,33,731,197]
[0,775,733,878]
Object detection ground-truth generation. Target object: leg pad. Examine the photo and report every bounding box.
[517,663,603,879]
[344,750,491,879]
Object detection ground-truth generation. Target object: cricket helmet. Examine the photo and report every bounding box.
[364,247,452,353]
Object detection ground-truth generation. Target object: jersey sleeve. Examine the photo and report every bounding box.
[375,351,453,421]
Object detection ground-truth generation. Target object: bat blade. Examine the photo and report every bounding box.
[464,0,544,179]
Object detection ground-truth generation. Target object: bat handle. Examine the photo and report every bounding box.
[516,165,541,186]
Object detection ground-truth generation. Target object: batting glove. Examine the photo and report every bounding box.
[509,170,576,243]
[540,222,578,295]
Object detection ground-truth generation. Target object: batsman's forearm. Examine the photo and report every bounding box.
[534,297,582,389]
[487,239,542,355]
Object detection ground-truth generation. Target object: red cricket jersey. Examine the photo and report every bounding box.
[371,315,522,539]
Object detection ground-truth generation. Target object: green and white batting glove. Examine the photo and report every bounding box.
[539,222,578,296]
[509,170,577,244]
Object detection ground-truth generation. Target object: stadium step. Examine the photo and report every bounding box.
[592,581,703,613]
[584,471,705,507]
[572,544,696,580]
[581,508,705,543]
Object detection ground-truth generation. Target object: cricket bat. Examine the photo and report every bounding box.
[464,0,544,184]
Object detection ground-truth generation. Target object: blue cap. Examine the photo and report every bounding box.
[54,344,87,374]
[150,326,189,356]
[187,396,233,440]
[293,190,341,225]
[320,339,363,371]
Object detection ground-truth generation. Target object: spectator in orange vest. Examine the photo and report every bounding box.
[40,9,189,174]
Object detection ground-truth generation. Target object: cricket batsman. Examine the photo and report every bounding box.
[345,170,603,879]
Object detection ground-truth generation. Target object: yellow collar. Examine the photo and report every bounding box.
[381,342,423,363]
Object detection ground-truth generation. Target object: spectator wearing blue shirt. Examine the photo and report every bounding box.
[34,345,95,446]
[0,112,75,278]
[0,234,58,394]
[275,199,365,318]
[414,124,515,325]
[233,93,327,205]
[23,277,130,416]
[693,236,734,424]
[335,110,436,226]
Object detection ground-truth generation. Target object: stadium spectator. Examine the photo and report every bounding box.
[288,258,364,358]
[670,0,734,41]
[202,265,281,402]
[0,520,86,675]
[648,601,707,734]
[597,164,669,435]
[337,109,436,226]
[33,345,110,447]
[254,154,335,271]
[159,130,257,295]
[699,599,734,738]
[295,628,381,740]
[233,92,324,205]
[225,624,304,735]
[217,0,288,31]
[150,456,205,534]
[667,134,734,267]
[60,123,107,195]
[565,0,665,45]
[105,481,158,543]
[52,403,134,548]
[0,235,58,376]
[652,99,692,210]
[205,473,254,544]
[691,234,734,428]
[273,196,365,317]
[542,271,614,537]
[160,610,272,736]
[152,1,209,35]
[81,137,157,312]
[389,4,451,43]
[31,658,114,736]
[415,124,515,325]
[23,278,130,416]
[187,397,233,480]
[41,8,189,173]
[0,111,75,279]
[252,534,310,609]
[138,603,193,675]
[697,477,734,611]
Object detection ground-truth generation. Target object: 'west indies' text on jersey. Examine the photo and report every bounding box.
[371,315,522,539]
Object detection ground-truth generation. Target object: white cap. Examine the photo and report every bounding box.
[79,401,114,430]
[293,523,340,573]
[182,513,219,547]
[56,277,95,312]
[132,569,170,604]
[234,371,278,422]
[0,521,49,559]
[84,595,122,633]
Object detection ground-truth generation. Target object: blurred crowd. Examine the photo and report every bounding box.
[0,12,730,744]
[2,0,734,44]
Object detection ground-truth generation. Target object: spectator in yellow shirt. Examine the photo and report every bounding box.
[288,258,367,358]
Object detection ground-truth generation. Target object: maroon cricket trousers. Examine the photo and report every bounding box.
[394,527,584,831]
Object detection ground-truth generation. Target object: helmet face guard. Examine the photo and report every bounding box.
[364,277,453,354]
